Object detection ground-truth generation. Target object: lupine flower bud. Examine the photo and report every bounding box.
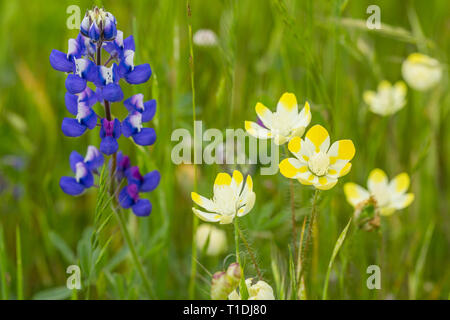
[353,196,380,232]
[80,7,117,42]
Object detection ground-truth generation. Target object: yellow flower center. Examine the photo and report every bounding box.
[308,151,330,176]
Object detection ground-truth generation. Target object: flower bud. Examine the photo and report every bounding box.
[195,224,227,256]
[354,196,380,232]
[80,7,117,42]
[210,263,242,300]
[228,278,275,300]
[211,271,228,300]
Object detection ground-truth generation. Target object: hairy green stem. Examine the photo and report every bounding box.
[236,222,262,280]
[234,218,249,300]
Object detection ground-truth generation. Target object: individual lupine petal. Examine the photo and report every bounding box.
[328,161,352,178]
[84,146,104,170]
[289,101,312,138]
[102,83,124,102]
[245,121,272,139]
[388,173,410,195]
[75,162,94,188]
[192,208,221,223]
[100,136,119,155]
[119,185,136,209]
[142,100,157,122]
[279,158,308,179]
[123,35,135,51]
[49,50,73,72]
[65,92,78,115]
[60,176,85,196]
[124,64,152,84]
[69,151,84,173]
[367,168,388,193]
[65,74,87,94]
[62,118,88,137]
[213,172,232,196]
[305,124,330,153]
[67,38,82,61]
[191,192,216,212]
[133,128,156,146]
[78,87,98,107]
[118,50,135,77]
[140,170,161,192]
[88,21,101,42]
[132,199,152,217]
[255,102,273,130]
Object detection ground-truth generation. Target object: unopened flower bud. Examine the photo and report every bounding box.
[80,7,117,42]
[210,263,242,300]
[354,196,380,232]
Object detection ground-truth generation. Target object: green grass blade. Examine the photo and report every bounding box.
[16,225,23,300]
[0,225,8,300]
[322,218,352,300]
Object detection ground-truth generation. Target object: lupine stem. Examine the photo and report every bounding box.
[96,41,150,298]
[114,208,155,299]
[234,218,249,300]
[187,0,199,300]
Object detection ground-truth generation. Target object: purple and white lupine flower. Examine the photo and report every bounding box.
[62,101,98,137]
[119,167,160,217]
[65,87,98,115]
[80,7,117,42]
[50,37,98,94]
[100,118,121,155]
[126,166,161,193]
[96,63,124,102]
[108,34,151,85]
[119,184,152,217]
[103,30,125,61]
[60,146,104,196]
[123,94,156,122]
[122,111,156,146]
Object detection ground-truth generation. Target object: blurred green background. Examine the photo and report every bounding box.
[0,0,448,299]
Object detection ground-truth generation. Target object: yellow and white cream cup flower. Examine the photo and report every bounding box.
[245,92,312,145]
[279,124,355,190]
[344,168,414,216]
[228,278,275,300]
[191,170,255,224]
[401,53,442,91]
[363,80,407,116]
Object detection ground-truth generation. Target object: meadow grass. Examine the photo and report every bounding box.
[0,0,448,300]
